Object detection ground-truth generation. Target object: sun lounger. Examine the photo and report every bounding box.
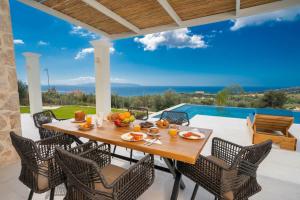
[247,109,297,151]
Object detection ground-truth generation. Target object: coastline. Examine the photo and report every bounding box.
[41,85,290,96]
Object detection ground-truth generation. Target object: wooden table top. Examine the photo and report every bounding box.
[43,120,212,164]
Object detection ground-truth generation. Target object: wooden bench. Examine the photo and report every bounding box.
[247,113,297,151]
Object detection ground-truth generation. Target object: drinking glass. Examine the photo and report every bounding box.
[96,112,104,128]
[86,116,92,125]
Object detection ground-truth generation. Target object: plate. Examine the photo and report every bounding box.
[78,124,94,131]
[147,127,160,136]
[140,121,154,128]
[147,132,160,136]
[178,131,205,140]
[121,132,147,142]
[72,119,86,123]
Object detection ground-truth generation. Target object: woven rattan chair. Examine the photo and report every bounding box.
[113,107,149,164]
[33,110,67,139]
[160,110,190,126]
[33,110,82,144]
[177,137,272,200]
[10,132,73,200]
[128,107,149,120]
[55,141,155,200]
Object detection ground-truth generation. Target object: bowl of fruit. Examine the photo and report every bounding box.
[109,111,135,127]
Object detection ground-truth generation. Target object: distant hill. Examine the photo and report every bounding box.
[270,87,300,94]
[111,82,141,87]
[45,82,141,88]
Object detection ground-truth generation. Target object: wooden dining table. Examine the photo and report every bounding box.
[43,119,212,200]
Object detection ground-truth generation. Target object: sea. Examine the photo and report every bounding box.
[41,85,283,97]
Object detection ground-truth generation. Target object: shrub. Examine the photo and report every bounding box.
[257,91,287,108]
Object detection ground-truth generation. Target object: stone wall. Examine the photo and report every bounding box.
[0,0,21,167]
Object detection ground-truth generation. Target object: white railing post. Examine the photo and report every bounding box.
[23,52,43,115]
[90,39,111,116]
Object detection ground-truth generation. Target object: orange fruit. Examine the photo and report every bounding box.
[111,113,119,121]
[119,113,126,120]
[124,112,131,118]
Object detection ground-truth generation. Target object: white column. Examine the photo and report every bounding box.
[90,39,111,116]
[23,52,43,115]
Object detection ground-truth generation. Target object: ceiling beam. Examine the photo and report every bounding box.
[157,0,182,26]
[18,0,111,38]
[81,0,140,34]
[236,0,240,16]
[111,0,300,40]
[238,0,300,17]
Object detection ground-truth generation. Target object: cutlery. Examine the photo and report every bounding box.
[146,138,158,146]
[144,139,155,145]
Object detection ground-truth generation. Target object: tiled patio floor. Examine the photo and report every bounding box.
[1,114,300,200]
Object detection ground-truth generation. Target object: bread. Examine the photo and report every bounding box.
[75,111,85,121]
[149,127,159,134]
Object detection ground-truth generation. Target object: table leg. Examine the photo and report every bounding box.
[170,169,182,200]
[163,158,185,189]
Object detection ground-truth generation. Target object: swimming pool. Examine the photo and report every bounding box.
[155,104,300,124]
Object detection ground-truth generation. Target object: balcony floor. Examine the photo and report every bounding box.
[1,114,300,200]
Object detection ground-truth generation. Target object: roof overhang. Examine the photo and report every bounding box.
[18,0,300,40]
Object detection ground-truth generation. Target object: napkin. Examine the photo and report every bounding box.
[144,138,162,145]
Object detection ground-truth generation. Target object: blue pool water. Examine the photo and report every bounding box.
[157,104,300,124]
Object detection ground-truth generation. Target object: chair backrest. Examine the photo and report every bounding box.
[256,108,293,117]
[244,139,272,165]
[253,114,294,134]
[10,132,39,168]
[33,110,56,129]
[160,111,190,126]
[128,107,149,120]
[236,140,272,177]
[55,148,100,190]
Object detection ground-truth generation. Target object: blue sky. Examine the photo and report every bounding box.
[10,0,300,87]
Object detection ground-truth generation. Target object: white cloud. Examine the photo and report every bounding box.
[75,47,94,60]
[134,28,207,51]
[52,76,127,85]
[75,46,116,60]
[109,47,115,54]
[70,25,99,39]
[13,39,24,45]
[38,40,49,46]
[231,7,300,31]
[110,77,127,83]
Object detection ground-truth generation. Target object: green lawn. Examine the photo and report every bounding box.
[20,105,126,119]
[20,106,30,113]
[52,106,96,119]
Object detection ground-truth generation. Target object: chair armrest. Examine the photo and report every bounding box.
[211,137,243,165]
[67,141,97,155]
[36,134,73,160]
[238,159,258,177]
[79,143,111,169]
[56,118,67,121]
[177,154,229,185]
[100,154,154,196]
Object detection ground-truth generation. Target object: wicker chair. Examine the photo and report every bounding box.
[55,141,155,200]
[160,110,190,126]
[113,107,149,164]
[128,107,149,120]
[33,110,67,139]
[177,137,272,200]
[33,110,82,144]
[10,132,73,200]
